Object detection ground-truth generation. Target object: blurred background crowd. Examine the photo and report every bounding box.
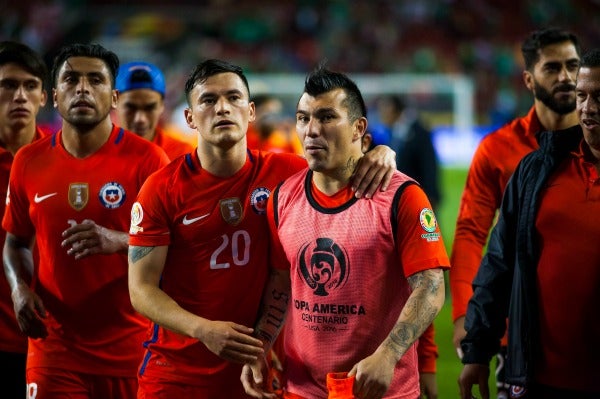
[2,0,599,155]
[2,3,598,395]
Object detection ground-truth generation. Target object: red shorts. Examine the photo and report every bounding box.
[26,367,137,399]
[137,374,250,399]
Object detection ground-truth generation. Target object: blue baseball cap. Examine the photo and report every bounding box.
[116,61,165,97]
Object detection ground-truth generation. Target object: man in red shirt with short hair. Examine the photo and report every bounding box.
[450,27,580,398]
[0,39,50,399]
[3,43,169,399]
[115,61,194,160]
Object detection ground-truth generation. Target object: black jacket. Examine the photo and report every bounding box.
[460,125,583,387]
[395,119,441,207]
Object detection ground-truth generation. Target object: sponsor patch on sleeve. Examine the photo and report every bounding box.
[130,201,144,234]
[419,207,440,242]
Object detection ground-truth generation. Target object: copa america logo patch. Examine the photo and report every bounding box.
[419,208,437,233]
[99,182,126,209]
[130,201,144,234]
[250,187,270,214]
[298,238,349,296]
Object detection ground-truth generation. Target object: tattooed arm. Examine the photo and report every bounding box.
[348,268,446,399]
[128,245,264,364]
[253,267,291,350]
[241,267,291,398]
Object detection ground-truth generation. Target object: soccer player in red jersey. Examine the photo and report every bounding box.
[2,43,169,399]
[449,28,580,398]
[0,40,49,399]
[128,59,397,399]
[241,66,448,399]
[115,61,194,160]
[459,48,600,399]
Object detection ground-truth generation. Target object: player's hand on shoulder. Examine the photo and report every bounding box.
[351,144,395,199]
[12,286,47,339]
[198,320,265,364]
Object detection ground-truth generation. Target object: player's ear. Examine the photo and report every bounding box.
[353,117,367,142]
[523,70,534,91]
[248,101,256,123]
[40,90,48,107]
[111,89,118,110]
[184,108,196,130]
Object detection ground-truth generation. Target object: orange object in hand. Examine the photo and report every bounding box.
[326,372,356,399]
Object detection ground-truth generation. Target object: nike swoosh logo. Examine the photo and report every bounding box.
[182,213,210,225]
[34,192,58,203]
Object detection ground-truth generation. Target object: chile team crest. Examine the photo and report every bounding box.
[99,182,126,209]
[298,238,349,296]
[250,187,270,215]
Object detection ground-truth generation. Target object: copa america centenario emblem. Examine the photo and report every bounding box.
[298,237,349,296]
[130,201,144,234]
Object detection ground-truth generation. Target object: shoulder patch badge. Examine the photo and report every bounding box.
[419,207,441,242]
[419,208,437,232]
[130,201,144,234]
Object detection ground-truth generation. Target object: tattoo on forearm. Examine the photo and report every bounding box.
[128,246,155,263]
[387,322,420,357]
[256,277,290,346]
[384,269,444,358]
[265,288,288,328]
[408,269,443,295]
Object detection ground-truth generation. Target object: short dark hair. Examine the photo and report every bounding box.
[302,65,367,122]
[0,41,48,84]
[51,43,119,87]
[581,48,600,69]
[521,27,580,71]
[184,59,250,105]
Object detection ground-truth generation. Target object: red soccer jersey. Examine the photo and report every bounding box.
[129,149,307,388]
[153,127,194,161]
[0,127,47,354]
[450,107,541,321]
[533,141,600,391]
[2,125,169,376]
[269,170,449,399]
